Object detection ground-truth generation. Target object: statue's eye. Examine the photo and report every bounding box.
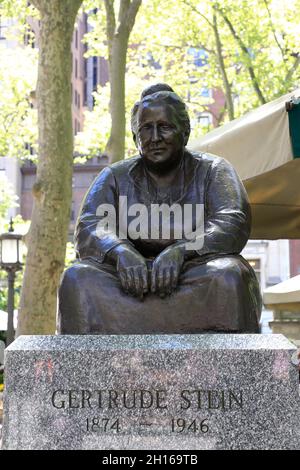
[141,124,152,131]
[160,124,172,131]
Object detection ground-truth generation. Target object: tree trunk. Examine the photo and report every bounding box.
[104,0,142,164]
[105,32,129,163]
[17,0,82,335]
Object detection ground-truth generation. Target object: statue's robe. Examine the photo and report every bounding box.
[57,151,261,334]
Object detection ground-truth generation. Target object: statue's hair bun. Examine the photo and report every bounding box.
[141,83,174,99]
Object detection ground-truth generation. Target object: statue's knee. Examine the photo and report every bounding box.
[59,263,82,296]
[213,258,247,290]
[58,264,84,330]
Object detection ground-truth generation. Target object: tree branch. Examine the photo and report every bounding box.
[285,53,300,84]
[104,0,116,44]
[116,0,142,37]
[201,103,226,125]
[126,0,142,33]
[182,0,214,28]
[150,41,216,55]
[263,0,285,61]
[212,13,234,120]
[118,0,130,25]
[215,4,266,104]
[30,0,47,12]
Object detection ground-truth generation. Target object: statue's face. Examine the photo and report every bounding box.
[136,102,185,169]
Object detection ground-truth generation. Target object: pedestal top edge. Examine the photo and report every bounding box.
[5,334,297,352]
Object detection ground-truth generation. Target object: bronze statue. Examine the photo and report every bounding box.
[57,83,261,334]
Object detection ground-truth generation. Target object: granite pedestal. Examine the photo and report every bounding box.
[2,334,300,450]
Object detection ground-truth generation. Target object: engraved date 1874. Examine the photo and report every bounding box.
[86,417,121,433]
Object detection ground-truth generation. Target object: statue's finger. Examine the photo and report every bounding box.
[138,266,148,300]
[157,267,164,291]
[158,268,166,298]
[141,267,148,294]
[151,265,158,293]
[133,266,142,298]
[119,269,128,294]
[164,267,172,295]
[167,267,173,295]
[172,265,179,290]
[127,267,136,296]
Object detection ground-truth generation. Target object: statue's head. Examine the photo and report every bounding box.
[131,84,191,171]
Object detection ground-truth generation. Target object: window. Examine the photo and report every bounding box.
[75,59,78,79]
[75,29,78,49]
[144,52,161,70]
[77,94,80,109]
[93,56,98,90]
[71,201,75,221]
[93,66,97,89]
[83,82,87,106]
[197,113,212,127]
[247,259,261,285]
[187,47,208,67]
[23,174,36,191]
[25,143,34,155]
[0,16,7,40]
[74,119,80,134]
[200,87,211,98]
[23,28,35,47]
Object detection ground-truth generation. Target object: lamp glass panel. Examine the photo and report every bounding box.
[1,238,19,264]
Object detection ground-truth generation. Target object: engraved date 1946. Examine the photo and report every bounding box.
[171,418,209,433]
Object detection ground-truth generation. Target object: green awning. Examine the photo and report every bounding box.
[287,98,300,158]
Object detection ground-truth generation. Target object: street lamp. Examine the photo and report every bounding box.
[0,219,24,345]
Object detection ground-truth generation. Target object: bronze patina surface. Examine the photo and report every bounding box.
[57,84,261,334]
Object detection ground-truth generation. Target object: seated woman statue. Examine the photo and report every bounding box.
[57,83,261,334]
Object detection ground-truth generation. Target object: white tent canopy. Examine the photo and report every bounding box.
[263,275,300,305]
[188,89,300,239]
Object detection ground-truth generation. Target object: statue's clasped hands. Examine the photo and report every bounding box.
[109,244,184,299]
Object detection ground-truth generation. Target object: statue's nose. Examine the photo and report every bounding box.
[151,125,161,141]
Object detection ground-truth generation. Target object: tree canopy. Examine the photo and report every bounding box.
[0,46,38,160]
[76,0,299,160]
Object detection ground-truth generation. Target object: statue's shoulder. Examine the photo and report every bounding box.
[107,155,141,178]
[187,150,222,165]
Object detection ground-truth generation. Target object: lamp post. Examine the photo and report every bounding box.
[0,219,24,346]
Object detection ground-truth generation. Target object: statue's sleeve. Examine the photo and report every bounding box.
[196,157,251,256]
[74,167,132,262]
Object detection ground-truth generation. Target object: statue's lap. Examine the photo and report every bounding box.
[57,255,261,335]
